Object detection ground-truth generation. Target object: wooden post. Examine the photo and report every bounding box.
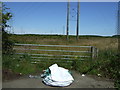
[94,47,98,58]
[66,0,70,40]
[91,46,95,60]
[76,0,80,40]
[118,1,120,54]
[91,47,98,60]
[91,47,93,59]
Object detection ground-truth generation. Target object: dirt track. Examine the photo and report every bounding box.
[2,71,115,88]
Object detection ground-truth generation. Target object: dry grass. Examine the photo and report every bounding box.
[10,35,118,50]
[11,35,118,61]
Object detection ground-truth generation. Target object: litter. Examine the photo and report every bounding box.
[82,74,85,77]
[41,64,74,87]
[29,75,41,79]
[97,74,101,77]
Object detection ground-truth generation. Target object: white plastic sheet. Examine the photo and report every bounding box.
[42,64,74,87]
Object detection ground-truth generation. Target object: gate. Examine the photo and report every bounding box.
[14,43,98,63]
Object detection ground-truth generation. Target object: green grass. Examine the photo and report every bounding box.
[8,34,119,75]
[2,54,38,75]
[3,34,120,89]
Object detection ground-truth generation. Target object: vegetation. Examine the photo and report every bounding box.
[2,3,13,54]
[2,3,119,89]
[1,4,38,77]
[2,54,38,75]
[9,34,120,89]
[97,50,120,89]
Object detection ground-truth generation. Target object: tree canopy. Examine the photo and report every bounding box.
[1,2,14,54]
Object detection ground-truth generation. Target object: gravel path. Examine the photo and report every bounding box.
[2,71,115,88]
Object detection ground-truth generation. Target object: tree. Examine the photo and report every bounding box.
[1,2,13,54]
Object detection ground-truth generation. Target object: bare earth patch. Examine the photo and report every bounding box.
[2,71,115,88]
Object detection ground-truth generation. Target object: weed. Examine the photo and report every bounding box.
[3,54,37,75]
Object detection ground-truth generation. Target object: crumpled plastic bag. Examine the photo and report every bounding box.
[41,64,74,87]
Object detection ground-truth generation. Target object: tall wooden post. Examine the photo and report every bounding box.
[118,1,120,54]
[66,0,70,40]
[76,0,80,40]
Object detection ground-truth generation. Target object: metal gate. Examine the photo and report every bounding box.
[14,43,98,63]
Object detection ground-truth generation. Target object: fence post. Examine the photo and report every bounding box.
[91,46,95,60]
[91,46,93,60]
[95,47,98,58]
[91,46,98,60]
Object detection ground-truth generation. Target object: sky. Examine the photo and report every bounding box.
[2,0,120,2]
[5,2,119,36]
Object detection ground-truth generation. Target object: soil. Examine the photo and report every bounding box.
[2,69,22,82]
[2,70,115,88]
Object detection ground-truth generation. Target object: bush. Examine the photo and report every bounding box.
[2,30,14,55]
[96,50,120,89]
[115,80,120,90]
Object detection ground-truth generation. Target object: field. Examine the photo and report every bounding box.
[10,34,118,50]
[10,34,118,68]
[7,34,119,73]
